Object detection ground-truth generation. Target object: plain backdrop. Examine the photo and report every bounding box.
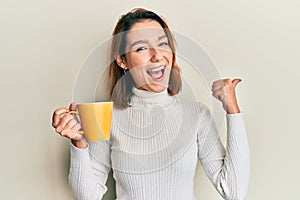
[1,0,299,199]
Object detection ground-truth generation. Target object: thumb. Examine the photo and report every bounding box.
[69,102,78,111]
[232,78,242,88]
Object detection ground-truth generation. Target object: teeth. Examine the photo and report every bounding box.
[148,66,165,73]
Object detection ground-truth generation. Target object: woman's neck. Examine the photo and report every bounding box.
[130,87,175,107]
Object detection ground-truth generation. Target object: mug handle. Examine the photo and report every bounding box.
[68,111,84,134]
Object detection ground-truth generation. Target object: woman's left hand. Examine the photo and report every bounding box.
[212,78,242,114]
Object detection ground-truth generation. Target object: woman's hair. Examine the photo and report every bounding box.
[109,8,182,109]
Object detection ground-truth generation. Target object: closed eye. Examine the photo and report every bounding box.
[136,46,148,52]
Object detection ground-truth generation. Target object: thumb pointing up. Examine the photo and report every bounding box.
[232,78,242,89]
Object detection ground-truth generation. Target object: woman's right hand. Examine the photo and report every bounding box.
[52,102,87,148]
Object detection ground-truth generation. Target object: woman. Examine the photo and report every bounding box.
[52,8,250,200]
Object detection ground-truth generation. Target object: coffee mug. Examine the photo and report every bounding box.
[69,102,113,141]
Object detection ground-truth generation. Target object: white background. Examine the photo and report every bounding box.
[1,0,299,199]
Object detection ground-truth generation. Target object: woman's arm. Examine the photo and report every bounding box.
[197,78,250,199]
[197,106,250,200]
[52,102,112,199]
[69,140,112,200]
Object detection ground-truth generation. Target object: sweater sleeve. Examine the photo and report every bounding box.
[68,139,112,200]
[197,105,250,200]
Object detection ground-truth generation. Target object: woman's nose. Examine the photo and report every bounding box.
[150,47,163,62]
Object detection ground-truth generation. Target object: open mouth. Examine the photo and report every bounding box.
[146,66,166,80]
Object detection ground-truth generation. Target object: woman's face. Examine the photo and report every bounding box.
[120,20,173,93]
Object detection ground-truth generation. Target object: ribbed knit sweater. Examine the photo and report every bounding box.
[69,88,250,200]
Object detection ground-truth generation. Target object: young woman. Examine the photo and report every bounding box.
[52,8,250,200]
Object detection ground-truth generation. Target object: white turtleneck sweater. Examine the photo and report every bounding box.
[69,88,250,200]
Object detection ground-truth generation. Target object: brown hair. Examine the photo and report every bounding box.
[109,8,182,109]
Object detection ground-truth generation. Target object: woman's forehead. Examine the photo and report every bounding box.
[127,28,166,46]
[128,20,165,38]
[130,20,162,29]
[127,28,166,42]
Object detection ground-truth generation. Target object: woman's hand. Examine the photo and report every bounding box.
[212,78,242,114]
[52,102,86,148]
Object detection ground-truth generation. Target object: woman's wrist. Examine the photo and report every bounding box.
[71,138,87,149]
[225,104,241,114]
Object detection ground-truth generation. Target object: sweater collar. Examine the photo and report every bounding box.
[130,87,175,107]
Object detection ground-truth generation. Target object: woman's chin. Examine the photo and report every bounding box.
[138,83,168,93]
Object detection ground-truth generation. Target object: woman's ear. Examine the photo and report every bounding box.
[116,56,127,69]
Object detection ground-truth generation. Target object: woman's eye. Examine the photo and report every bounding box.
[159,42,169,47]
[136,47,148,52]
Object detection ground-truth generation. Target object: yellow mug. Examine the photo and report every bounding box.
[69,102,113,141]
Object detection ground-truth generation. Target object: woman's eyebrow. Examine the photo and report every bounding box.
[158,35,167,40]
[129,35,167,49]
[129,40,148,49]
